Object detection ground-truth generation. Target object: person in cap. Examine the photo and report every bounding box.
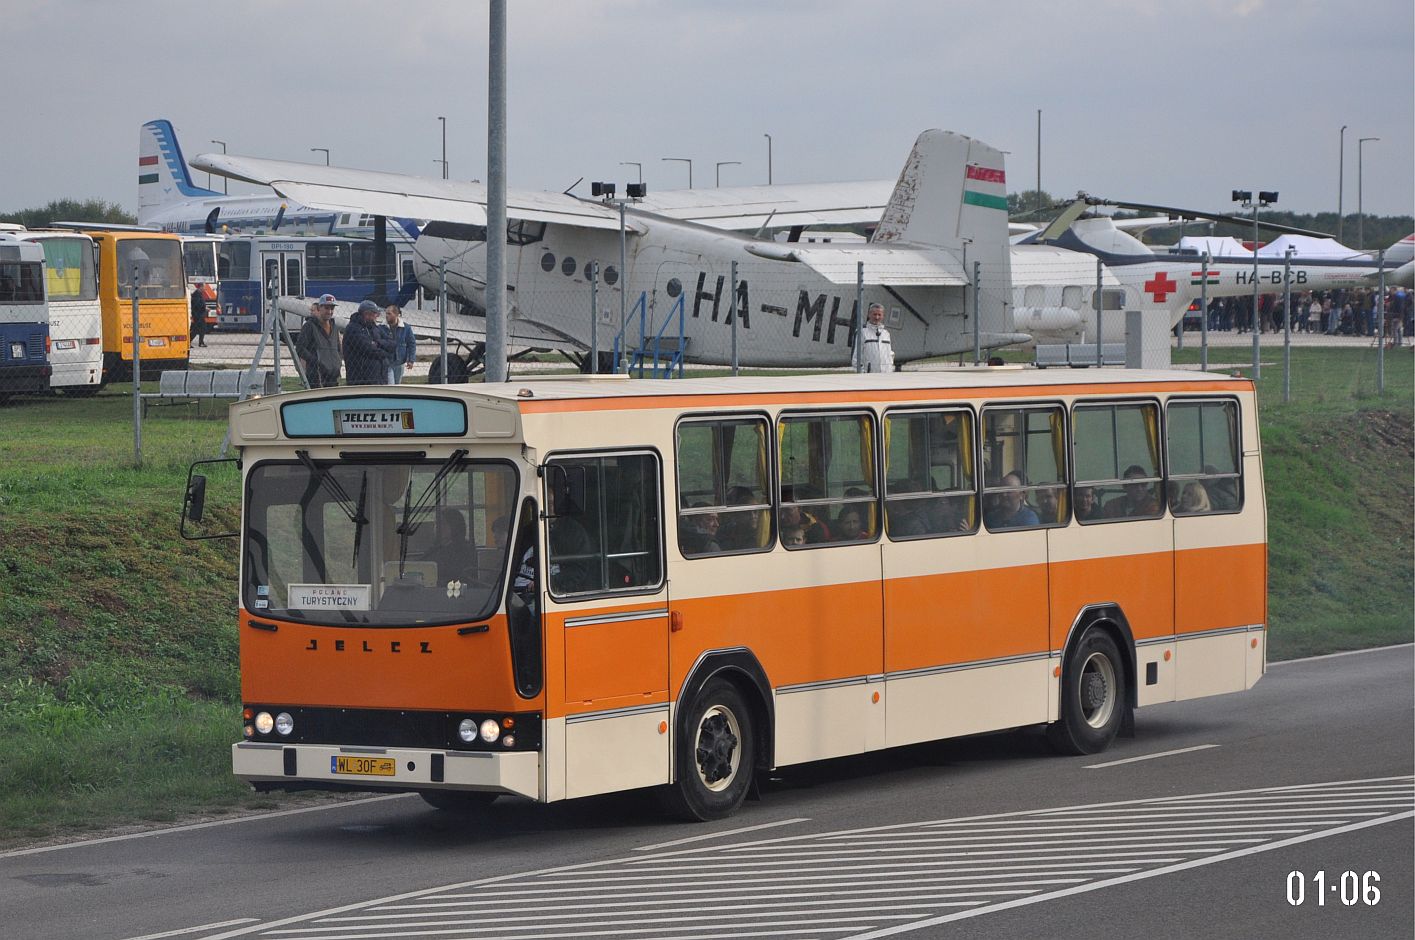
[297,293,343,388]
[343,299,397,385]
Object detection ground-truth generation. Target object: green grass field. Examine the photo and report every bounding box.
[0,347,1409,847]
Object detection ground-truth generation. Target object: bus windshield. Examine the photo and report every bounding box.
[0,261,44,303]
[38,237,98,301]
[244,458,517,627]
[116,239,184,299]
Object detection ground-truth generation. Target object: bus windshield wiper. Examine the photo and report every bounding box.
[396,449,469,546]
[296,450,368,527]
[351,471,369,569]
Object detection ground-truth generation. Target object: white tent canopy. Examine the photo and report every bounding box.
[1256,234,1373,260]
[1176,235,1252,258]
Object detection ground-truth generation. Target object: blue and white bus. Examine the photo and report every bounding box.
[216,235,420,331]
[0,232,51,399]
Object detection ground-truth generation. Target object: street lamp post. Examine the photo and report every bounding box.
[763,133,772,184]
[438,116,447,179]
[210,140,227,194]
[619,162,642,184]
[715,161,741,187]
[311,148,330,166]
[662,157,692,189]
[1233,189,1278,380]
[1337,125,1347,243]
[1358,137,1380,249]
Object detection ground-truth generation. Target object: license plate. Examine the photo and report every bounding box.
[331,755,396,777]
[55,339,78,351]
[9,343,23,359]
[147,337,167,347]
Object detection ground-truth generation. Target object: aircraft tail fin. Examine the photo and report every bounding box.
[138,119,219,219]
[873,129,1013,330]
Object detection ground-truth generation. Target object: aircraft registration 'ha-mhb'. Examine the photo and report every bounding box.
[193,130,1028,369]
[137,120,419,242]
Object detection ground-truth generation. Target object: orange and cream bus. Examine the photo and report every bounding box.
[206,368,1265,820]
[88,230,189,380]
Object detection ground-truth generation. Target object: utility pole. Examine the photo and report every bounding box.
[715,161,740,187]
[485,0,508,382]
[763,133,773,184]
[1337,125,1347,243]
[662,157,692,189]
[618,162,642,183]
[438,116,448,179]
[310,148,329,165]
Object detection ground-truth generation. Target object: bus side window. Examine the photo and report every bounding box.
[1166,399,1242,515]
[1072,401,1163,523]
[778,411,879,547]
[675,416,773,557]
[981,405,1068,531]
[545,452,663,597]
[883,408,978,538]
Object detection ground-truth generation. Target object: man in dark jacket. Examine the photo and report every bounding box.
[189,283,210,347]
[296,293,342,388]
[343,300,396,385]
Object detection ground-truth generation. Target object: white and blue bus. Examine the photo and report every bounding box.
[216,235,420,331]
[0,232,51,399]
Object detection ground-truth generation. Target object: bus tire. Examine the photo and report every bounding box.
[419,790,497,812]
[1048,628,1126,756]
[662,679,755,822]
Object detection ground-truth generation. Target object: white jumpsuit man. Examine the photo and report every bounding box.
[853,302,895,373]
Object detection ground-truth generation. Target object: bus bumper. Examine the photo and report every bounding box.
[232,742,541,799]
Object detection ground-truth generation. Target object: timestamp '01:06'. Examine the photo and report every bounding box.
[1286,870,1380,906]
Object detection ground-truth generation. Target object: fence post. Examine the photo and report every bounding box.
[589,262,599,375]
[1282,247,1293,402]
[269,275,281,385]
[967,266,979,368]
[1377,249,1386,393]
[730,260,739,376]
[1199,252,1210,372]
[131,265,141,467]
[853,262,865,370]
[1095,258,1104,368]
[437,261,447,384]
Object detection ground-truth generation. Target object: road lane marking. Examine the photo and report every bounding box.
[0,794,413,860]
[1270,642,1413,665]
[634,817,809,851]
[845,810,1415,939]
[118,920,260,940]
[1084,743,1221,768]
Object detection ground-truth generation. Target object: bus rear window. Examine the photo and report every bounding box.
[116,239,184,299]
[38,238,97,301]
[0,262,44,303]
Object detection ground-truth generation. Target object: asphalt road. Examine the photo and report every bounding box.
[2,645,1410,940]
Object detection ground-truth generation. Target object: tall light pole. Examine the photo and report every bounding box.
[1358,137,1380,249]
[715,161,741,187]
[438,116,447,179]
[1337,125,1347,243]
[1036,109,1042,208]
[485,0,508,382]
[1233,189,1277,380]
[662,157,692,188]
[763,133,773,184]
[210,140,227,194]
[619,161,642,183]
[311,147,330,166]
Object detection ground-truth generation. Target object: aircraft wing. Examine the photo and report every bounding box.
[744,242,968,286]
[191,153,633,231]
[634,181,894,230]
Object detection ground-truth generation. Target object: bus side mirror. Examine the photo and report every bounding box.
[181,458,240,540]
[185,475,207,523]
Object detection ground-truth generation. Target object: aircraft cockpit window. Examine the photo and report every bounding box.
[506,220,546,246]
[421,221,488,243]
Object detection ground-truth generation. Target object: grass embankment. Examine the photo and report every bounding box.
[0,348,1410,846]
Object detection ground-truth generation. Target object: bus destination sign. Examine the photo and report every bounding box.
[336,409,415,435]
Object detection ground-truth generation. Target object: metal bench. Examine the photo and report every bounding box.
[141,368,275,415]
[1034,343,1127,368]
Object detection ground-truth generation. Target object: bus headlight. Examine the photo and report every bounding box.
[479,719,500,743]
[254,711,274,735]
[458,718,478,743]
[275,712,294,736]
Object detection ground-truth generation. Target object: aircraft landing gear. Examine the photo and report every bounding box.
[426,340,486,384]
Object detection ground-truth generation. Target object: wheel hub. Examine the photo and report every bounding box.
[1083,671,1109,711]
[696,712,739,785]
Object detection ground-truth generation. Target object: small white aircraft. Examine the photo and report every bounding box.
[138,120,420,242]
[194,129,1027,372]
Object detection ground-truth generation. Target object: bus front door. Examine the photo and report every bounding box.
[260,250,304,330]
[544,452,670,801]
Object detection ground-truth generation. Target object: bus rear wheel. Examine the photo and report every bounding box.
[662,679,755,821]
[1048,628,1126,755]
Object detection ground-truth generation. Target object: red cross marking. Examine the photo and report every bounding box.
[1144,271,1178,303]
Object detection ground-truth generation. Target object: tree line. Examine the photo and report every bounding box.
[0,199,136,229]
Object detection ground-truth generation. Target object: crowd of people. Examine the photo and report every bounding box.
[295,294,419,388]
[1192,287,1411,346]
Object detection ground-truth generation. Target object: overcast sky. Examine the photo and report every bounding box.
[5,0,1412,222]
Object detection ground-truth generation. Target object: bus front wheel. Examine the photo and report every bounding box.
[1048,629,1127,756]
[663,679,755,822]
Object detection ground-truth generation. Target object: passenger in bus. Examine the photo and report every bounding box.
[779,496,830,543]
[297,294,342,388]
[1074,486,1100,521]
[924,495,971,533]
[834,506,868,540]
[680,505,722,555]
[344,300,397,385]
[1174,481,1212,514]
[1034,486,1062,524]
[717,486,761,550]
[781,524,807,546]
[1104,465,1161,518]
[1205,466,1240,510]
[426,509,472,581]
[985,472,1040,529]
